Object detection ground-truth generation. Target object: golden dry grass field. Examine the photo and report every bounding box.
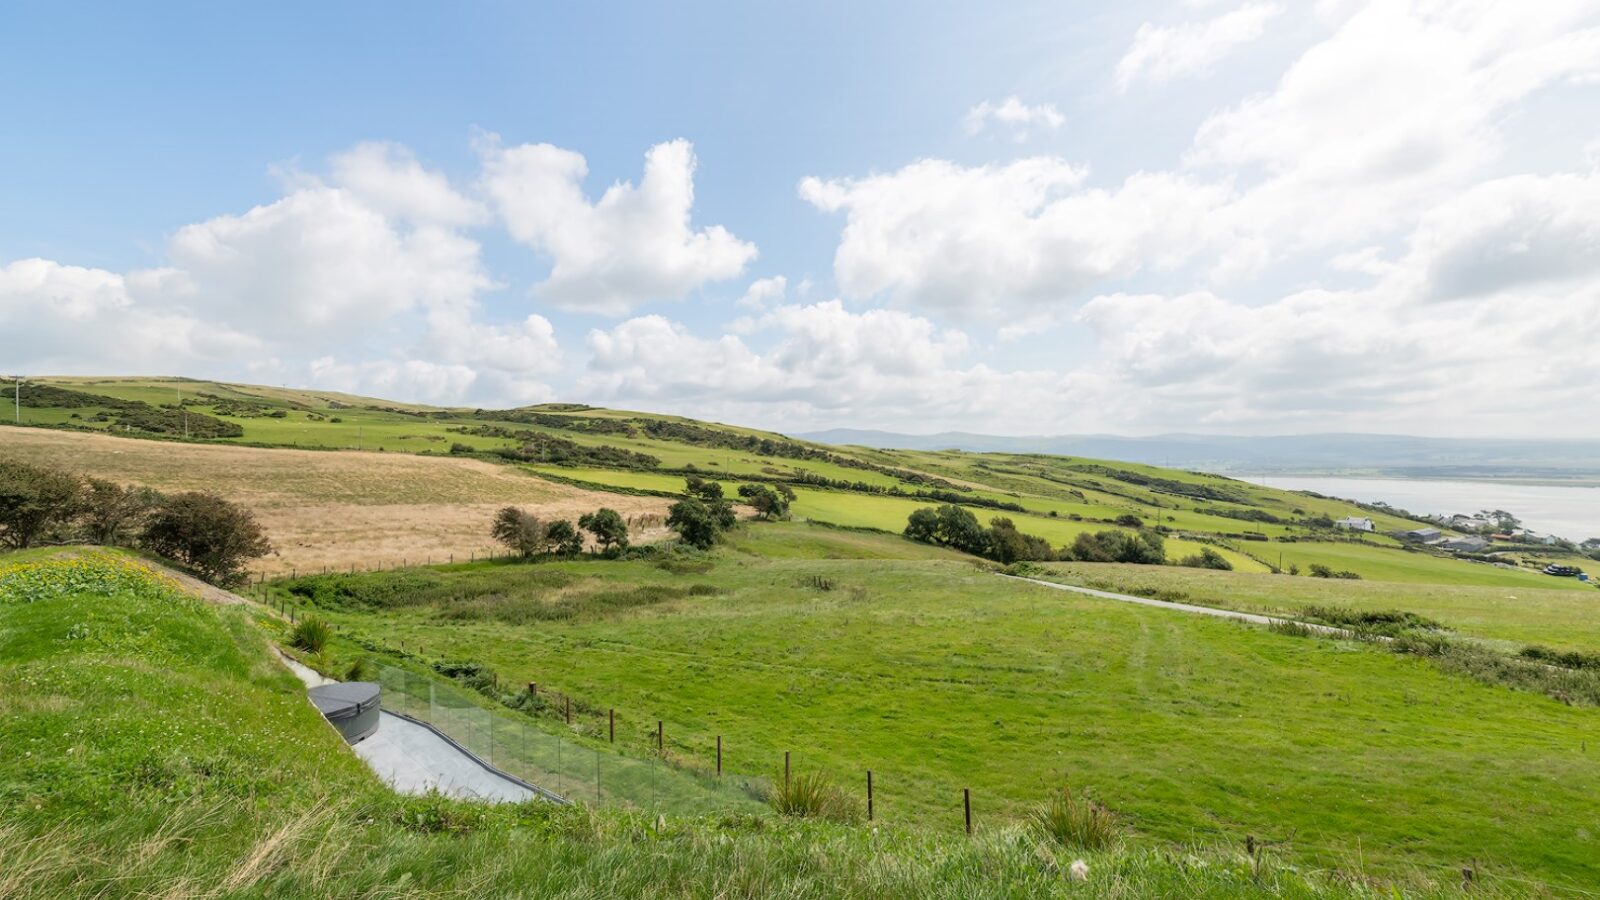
[0,428,669,574]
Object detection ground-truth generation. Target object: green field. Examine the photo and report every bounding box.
[1029,560,1600,652]
[4,548,1506,897]
[268,523,1600,890]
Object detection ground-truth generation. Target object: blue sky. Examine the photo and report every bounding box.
[4,1,1599,437]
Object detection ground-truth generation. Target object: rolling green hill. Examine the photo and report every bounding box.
[3,547,1503,898]
[6,375,1589,591]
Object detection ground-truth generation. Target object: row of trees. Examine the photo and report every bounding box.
[490,506,631,558]
[902,504,1232,570]
[0,459,272,585]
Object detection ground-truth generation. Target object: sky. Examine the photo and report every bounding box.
[3,0,1599,438]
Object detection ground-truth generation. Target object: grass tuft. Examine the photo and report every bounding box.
[1029,785,1122,851]
[766,770,861,823]
[290,617,332,653]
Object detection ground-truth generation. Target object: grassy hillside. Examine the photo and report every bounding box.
[3,548,1501,898]
[266,523,1600,891]
[7,375,1588,591]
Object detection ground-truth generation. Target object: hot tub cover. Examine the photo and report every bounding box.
[309,682,381,721]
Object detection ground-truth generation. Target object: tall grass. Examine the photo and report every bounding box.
[766,770,862,823]
[289,616,331,653]
[1030,785,1122,851]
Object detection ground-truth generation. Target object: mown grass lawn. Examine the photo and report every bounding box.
[285,524,1600,890]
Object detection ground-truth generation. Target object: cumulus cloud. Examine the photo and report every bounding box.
[479,135,756,315]
[800,158,1226,316]
[963,97,1065,141]
[736,275,788,309]
[3,142,558,406]
[1116,2,1282,90]
[579,301,1061,429]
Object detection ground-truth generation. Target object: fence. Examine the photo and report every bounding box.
[376,664,767,813]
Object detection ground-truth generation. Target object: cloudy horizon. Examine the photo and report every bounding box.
[4,1,1598,438]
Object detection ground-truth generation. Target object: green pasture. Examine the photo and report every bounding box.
[1029,559,1600,652]
[279,523,1600,889]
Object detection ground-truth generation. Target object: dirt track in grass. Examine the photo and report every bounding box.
[0,427,670,574]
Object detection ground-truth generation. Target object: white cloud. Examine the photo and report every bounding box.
[1189,0,1600,271]
[327,141,488,227]
[963,97,1065,142]
[580,302,1059,429]
[3,142,560,407]
[479,136,756,315]
[800,157,1226,317]
[736,275,787,309]
[0,258,260,375]
[1116,2,1282,90]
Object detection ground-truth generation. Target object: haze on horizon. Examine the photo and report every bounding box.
[3,1,1598,439]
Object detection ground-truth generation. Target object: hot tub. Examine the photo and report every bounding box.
[309,682,381,744]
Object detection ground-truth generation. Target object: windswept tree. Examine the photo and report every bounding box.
[491,506,546,558]
[80,478,161,545]
[666,497,721,550]
[738,483,792,520]
[141,492,272,586]
[904,507,939,543]
[684,475,724,502]
[544,519,584,555]
[579,508,630,555]
[0,459,82,549]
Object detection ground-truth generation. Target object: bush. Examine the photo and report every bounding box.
[766,770,861,822]
[344,657,375,681]
[0,458,83,549]
[578,508,630,555]
[290,617,332,653]
[140,492,272,586]
[1307,563,1360,579]
[1298,605,1443,637]
[79,478,161,545]
[1177,547,1233,570]
[1067,530,1165,565]
[1030,785,1122,850]
[667,497,722,549]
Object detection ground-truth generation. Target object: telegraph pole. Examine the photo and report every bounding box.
[13,375,20,424]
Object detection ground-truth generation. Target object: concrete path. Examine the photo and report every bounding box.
[276,650,546,803]
[997,573,1349,636]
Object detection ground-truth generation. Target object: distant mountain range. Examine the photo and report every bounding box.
[795,430,1600,480]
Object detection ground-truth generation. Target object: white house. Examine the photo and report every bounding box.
[1335,516,1375,532]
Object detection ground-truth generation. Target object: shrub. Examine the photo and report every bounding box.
[766,770,861,822]
[1177,547,1234,570]
[290,617,332,653]
[1067,530,1165,565]
[79,478,161,545]
[1307,563,1360,579]
[667,497,722,549]
[344,657,375,681]
[1519,645,1600,671]
[1299,605,1443,637]
[0,458,83,549]
[1268,619,1317,638]
[140,492,271,586]
[1030,785,1122,850]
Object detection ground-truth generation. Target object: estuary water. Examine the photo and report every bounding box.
[1242,475,1600,543]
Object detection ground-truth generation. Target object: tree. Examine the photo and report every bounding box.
[544,519,583,555]
[0,459,82,549]
[904,507,939,543]
[667,497,721,549]
[491,506,546,558]
[79,478,160,545]
[579,508,630,555]
[738,483,790,520]
[1114,514,1144,528]
[1068,529,1165,565]
[141,492,272,586]
[684,475,724,502]
[934,505,987,555]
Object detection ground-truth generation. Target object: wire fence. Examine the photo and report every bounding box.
[376,664,767,814]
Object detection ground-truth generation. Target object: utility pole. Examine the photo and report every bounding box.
[13,376,20,424]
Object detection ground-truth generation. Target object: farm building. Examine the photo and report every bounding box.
[1401,528,1443,543]
[1440,536,1490,553]
[1335,516,1375,532]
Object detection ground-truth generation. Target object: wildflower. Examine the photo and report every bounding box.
[1069,859,1089,882]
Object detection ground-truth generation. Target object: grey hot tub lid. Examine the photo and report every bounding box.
[309,682,381,720]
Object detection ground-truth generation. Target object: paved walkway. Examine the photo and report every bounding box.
[276,650,543,803]
[996,573,1349,636]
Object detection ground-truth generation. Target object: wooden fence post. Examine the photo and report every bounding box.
[565,695,572,725]
[657,720,664,752]
[867,770,874,821]
[716,736,722,775]
[964,788,972,835]
[609,709,615,743]
[784,751,791,789]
